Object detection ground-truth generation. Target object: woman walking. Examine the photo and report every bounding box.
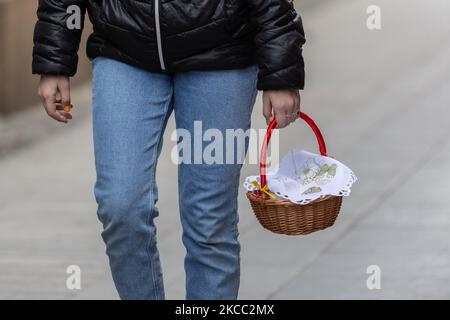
[33,0,306,300]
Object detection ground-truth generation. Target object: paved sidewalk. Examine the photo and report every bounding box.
[1,0,450,299]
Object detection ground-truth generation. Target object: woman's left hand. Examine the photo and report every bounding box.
[262,89,301,129]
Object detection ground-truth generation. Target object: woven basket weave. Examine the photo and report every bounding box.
[248,112,343,236]
[247,193,343,235]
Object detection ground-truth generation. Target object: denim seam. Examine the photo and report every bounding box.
[233,70,257,300]
[146,93,172,300]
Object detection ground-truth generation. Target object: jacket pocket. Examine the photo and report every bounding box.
[100,0,155,38]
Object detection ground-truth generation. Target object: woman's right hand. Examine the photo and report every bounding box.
[38,75,73,123]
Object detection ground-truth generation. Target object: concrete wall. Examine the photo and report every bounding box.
[0,0,92,115]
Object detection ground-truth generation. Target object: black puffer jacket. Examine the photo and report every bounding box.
[32,0,306,90]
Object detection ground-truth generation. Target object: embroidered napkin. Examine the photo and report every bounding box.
[244,149,357,205]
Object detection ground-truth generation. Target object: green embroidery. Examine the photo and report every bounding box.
[320,164,337,177]
[303,187,322,195]
[300,159,338,186]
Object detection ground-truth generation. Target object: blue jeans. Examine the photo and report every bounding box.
[92,57,258,300]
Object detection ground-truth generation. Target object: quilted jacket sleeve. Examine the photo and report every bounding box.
[247,0,306,90]
[32,0,87,76]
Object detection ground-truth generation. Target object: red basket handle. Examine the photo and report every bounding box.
[260,112,328,188]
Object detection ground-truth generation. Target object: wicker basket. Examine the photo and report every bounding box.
[247,112,343,236]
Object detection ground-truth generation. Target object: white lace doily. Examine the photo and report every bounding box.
[244,149,357,205]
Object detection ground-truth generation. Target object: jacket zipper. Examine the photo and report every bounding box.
[154,0,166,70]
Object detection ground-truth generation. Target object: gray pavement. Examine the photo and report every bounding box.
[1,0,450,299]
